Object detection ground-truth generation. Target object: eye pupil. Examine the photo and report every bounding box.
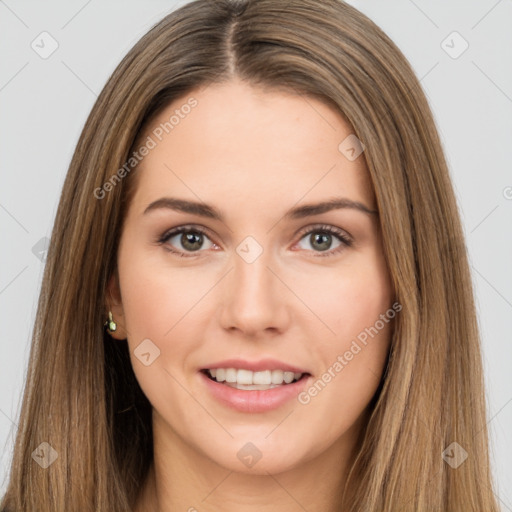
[182,232,203,251]
[311,233,331,251]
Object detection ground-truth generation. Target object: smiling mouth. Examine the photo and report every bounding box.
[200,368,310,391]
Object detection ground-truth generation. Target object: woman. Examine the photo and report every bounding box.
[0,0,501,510]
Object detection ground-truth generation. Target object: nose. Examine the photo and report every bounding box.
[218,244,291,337]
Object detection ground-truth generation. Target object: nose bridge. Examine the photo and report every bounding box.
[219,235,289,334]
[232,237,276,304]
[234,246,272,295]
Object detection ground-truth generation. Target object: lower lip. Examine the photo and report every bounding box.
[199,371,311,413]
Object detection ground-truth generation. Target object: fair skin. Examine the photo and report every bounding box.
[108,78,394,512]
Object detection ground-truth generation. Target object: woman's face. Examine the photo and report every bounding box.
[109,79,395,475]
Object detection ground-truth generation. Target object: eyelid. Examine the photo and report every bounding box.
[158,223,213,242]
[295,223,353,243]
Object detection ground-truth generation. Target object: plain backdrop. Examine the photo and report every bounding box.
[1,0,511,508]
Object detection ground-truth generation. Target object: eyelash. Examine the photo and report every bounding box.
[157,224,353,258]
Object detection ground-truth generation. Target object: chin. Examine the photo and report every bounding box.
[204,440,308,476]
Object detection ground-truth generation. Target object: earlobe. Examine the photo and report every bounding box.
[106,310,117,333]
[105,273,128,340]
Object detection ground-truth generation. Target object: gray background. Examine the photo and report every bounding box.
[1,0,511,508]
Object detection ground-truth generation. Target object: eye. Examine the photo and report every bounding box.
[157,225,217,257]
[294,224,353,257]
[157,223,353,258]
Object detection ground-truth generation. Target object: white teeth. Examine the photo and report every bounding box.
[207,367,304,386]
[237,369,253,385]
[253,370,271,385]
[225,368,237,383]
[223,382,281,390]
[271,370,283,384]
[284,372,295,383]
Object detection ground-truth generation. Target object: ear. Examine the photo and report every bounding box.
[105,271,128,340]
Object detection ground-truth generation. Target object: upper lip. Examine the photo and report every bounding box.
[201,358,310,374]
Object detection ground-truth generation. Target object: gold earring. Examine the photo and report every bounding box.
[105,311,117,333]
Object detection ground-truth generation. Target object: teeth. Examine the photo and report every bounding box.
[207,368,303,386]
[237,369,254,385]
[225,368,237,383]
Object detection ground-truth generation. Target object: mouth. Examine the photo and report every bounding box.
[198,358,313,412]
[200,368,311,391]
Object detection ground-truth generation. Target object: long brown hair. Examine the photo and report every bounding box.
[1,0,500,510]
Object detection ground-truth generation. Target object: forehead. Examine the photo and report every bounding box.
[129,79,375,217]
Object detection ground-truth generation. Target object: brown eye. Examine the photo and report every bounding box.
[158,226,215,256]
[177,231,204,251]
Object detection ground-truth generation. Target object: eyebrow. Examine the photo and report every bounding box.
[143,197,378,220]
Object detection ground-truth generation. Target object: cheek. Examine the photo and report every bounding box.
[116,241,218,397]
[295,248,393,424]
[301,248,393,343]
[116,245,202,408]
[117,242,203,341]
[118,270,172,341]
